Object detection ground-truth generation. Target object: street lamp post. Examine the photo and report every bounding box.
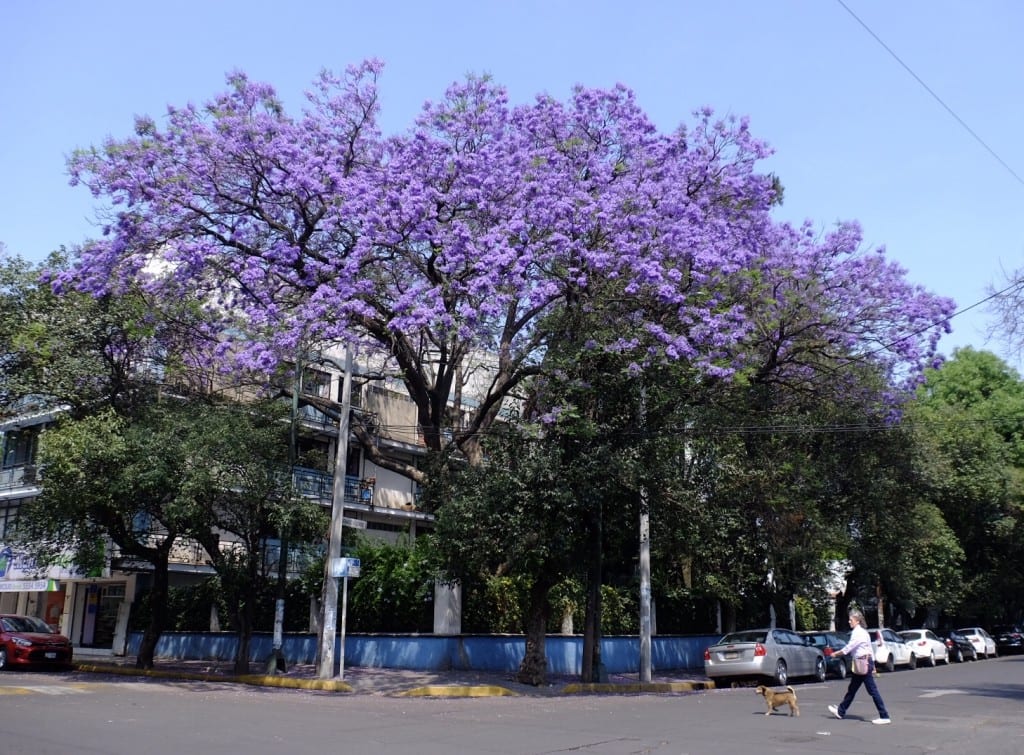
[316,346,353,679]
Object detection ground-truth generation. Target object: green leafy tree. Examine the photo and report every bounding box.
[178,400,326,674]
[911,348,1024,623]
[15,406,201,668]
[428,427,595,684]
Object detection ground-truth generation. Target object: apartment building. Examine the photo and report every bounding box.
[0,358,440,653]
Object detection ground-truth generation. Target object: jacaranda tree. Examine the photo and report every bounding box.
[58,62,957,680]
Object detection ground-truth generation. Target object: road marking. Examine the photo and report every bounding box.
[0,684,95,696]
[919,689,968,698]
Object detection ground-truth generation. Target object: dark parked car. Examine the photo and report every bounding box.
[800,630,852,679]
[941,630,977,662]
[991,625,1024,655]
[0,614,74,670]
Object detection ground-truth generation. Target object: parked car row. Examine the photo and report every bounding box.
[704,623,1012,685]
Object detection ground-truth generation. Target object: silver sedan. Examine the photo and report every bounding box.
[704,627,826,686]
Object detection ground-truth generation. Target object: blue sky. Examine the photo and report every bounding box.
[3,1,1022,364]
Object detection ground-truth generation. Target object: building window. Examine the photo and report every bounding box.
[0,500,19,539]
[302,367,332,399]
[2,429,38,469]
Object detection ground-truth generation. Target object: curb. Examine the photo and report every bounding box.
[72,662,353,693]
[395,684,519,697]
[72,661,713,697]
[563,680,714,695]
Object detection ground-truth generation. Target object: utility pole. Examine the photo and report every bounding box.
[269,357,303,674]
[638,384,652,683]
[639,483,652,683]
[316,346,353,679]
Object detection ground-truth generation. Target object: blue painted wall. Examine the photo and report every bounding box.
[126,632,720,674]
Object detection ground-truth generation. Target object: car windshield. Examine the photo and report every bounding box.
[0,615,54,633]
[718,631,766,644]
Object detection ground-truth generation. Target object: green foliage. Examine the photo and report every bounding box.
[462,574,527,634]
[345,535,435,633]
[794,595,829,631]
[600,584,639,635]
[909,348,1024,623]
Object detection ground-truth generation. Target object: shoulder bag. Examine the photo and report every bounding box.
[853,655,870,675]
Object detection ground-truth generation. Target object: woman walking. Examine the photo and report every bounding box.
[828,609,891,724]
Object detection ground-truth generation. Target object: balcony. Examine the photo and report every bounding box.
[292,467,367,506]
[0,465,40,493]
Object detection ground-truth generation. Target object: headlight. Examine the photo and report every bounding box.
[12,636,32,647]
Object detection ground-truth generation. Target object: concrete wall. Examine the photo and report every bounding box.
[126,631,719,674]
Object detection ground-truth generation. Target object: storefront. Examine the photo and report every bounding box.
[0,544,134,654]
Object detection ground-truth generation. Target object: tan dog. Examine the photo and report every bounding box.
[755,684,800,716]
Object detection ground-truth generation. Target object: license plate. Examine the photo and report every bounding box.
[45,652,57,659]
[724,651,738,660]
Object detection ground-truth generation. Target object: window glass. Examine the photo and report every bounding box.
[2,429,38,469]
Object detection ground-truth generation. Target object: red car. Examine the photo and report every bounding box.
[0,614,74,670]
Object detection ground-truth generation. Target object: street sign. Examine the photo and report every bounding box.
[342,516,367,530]
[329,557,361,578]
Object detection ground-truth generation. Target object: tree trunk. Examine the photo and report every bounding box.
[516,578,553,686]
[232,573,257,675]
[234,616,252,676]
[136,556,170,670]
[581,506,604,683]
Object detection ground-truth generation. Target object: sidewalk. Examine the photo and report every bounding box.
[71,654,713,697]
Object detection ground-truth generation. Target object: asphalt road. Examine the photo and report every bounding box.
[2,655,1022,754]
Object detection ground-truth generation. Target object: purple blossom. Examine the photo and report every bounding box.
[59,62,955,449]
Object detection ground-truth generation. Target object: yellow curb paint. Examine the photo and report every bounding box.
[233,674,352,692]
[563,681,711,694]
[73,663,352,693]
[395,685,518,698]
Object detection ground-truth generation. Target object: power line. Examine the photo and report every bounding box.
[835,0,1024,188]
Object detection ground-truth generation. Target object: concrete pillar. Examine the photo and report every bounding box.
[433,582,461,635]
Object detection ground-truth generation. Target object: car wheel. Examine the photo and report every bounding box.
[815,657,826,683]
[884,654,895,673]
[773,659,788,686]
[907,652,917,670]
[836,658,848,680]
[928,651,936,667]
[953,647,962,662]
[0,647,7,670]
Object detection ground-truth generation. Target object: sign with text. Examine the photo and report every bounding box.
[329,557,361,578]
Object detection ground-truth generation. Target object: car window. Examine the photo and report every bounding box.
[772,630,793,644]
[720,631,766,644]
[0,615,53,633]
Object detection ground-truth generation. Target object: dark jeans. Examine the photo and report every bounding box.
[837,657,890,718]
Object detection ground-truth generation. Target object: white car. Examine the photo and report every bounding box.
[955,627,998,659]
[899,629,950,666]
[867,628,916,672]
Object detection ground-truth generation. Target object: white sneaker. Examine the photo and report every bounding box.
[871,718,891,725]
[828,705,842,719]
